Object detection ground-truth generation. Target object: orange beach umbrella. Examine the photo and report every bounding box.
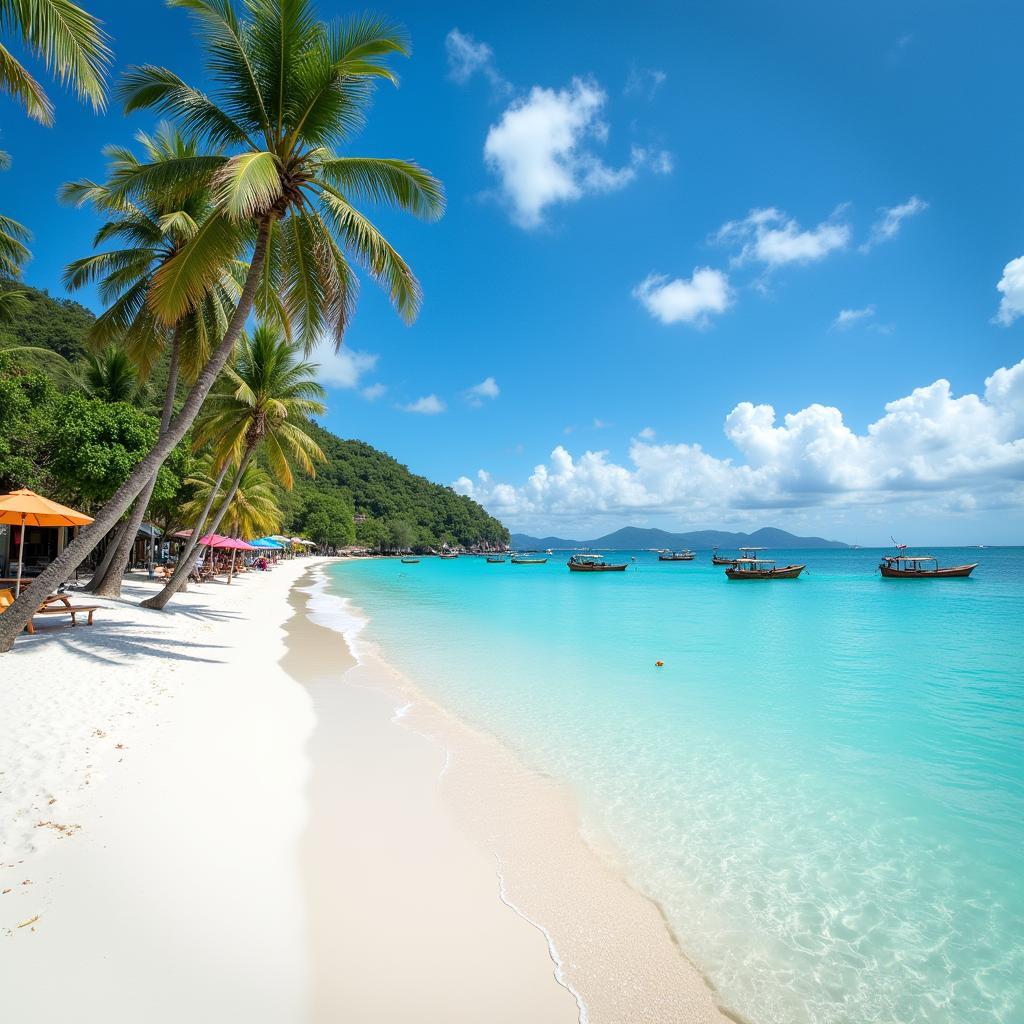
[0,488,93,596]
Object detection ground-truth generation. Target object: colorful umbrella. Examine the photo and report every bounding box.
[0,489,93,596]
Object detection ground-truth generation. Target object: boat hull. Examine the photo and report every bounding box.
[658,555,694,561]
[880,563,977,578]
[511,558,547,564]
[567,561,628,572]
[711,556,735,565]
[725,564,805,580]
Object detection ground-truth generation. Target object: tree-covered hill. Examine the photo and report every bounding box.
[0,284,508,551]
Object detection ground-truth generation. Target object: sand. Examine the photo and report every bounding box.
[1,557,729,1023]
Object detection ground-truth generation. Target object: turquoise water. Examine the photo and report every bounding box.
[326,549,1024,1024]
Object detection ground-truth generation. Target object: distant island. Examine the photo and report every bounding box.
[510,526,851,550]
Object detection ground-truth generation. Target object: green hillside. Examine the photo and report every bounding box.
[0,284,508,550]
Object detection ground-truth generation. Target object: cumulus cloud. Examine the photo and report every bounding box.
[637,426,656,439]
[633,267,731,326]
[716,207,851,268]
[465,376,500,406]
[401,394,446,415]
[832,305,876,330]
[453,357,1024,525]
[361,382,387,401]
[445,28,510,93]
[484,77,670,228]
[310,342,378,390]
[995,255,1024,326]
[860,196,928,252]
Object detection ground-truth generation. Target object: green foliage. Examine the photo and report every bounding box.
[293,490,355,548]
[0,283,96,360]
[283,422,509,550]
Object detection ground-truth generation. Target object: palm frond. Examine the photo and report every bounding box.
[0,212,32,277]
[213,149,282,219]
[0,40,51,122]
[315,156,444,221]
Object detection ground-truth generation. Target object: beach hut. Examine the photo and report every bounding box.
[0,489,94,596]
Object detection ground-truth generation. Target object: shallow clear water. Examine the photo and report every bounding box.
[325,549,1024,1024]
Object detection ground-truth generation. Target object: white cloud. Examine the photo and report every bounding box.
[445,28,509,92]
[465,376,500,406]
[633,267,732,326]
[310,342,378,389]
[995,255,1024,326]
[593,418,613,429]
[861,196,928,252]
[401,394,446,415]
[484,77,669,228]
[453,357,1024,524]
[716,207,851,268]
[361,382,387,401]
[625,65,667,99]
[832,305,876,330]
[637,426,656,439]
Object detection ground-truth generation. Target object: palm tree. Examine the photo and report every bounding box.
[145,322,325,609]
[62,124,242,596]
[183,457,281,542]
[0,0,111,124]
[67,345,146,403]
[0,0,442,650]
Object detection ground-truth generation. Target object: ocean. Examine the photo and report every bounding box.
[324,547,1023,1024]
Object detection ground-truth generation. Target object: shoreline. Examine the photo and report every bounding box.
[295,561,730,1024]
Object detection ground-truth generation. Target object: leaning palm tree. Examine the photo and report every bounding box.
[62,124,243,596]
[0,0,442,649]
[145,322,325,608]
[0,0,111,124]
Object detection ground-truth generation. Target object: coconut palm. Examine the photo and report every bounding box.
[146,322,325,609]
[67,345,146,403]
[0,212,30,278]
[0,0,110,124]
[62,124,244,596]
[181,455,281,547]
[0,0,442,650]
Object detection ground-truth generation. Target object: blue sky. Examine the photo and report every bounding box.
[2,0,1023,544]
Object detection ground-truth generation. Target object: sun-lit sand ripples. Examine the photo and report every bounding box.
[328,548,1024,1024]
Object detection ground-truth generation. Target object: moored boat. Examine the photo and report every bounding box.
[438,552,458,559]
[567,553,627,572]
[486,554,507,563]
[879,548,978,579]
[725,550,805,580]
[400,556,420,564]
[658,549,695,561]
[711,546,737,565]
[511,555,548,564]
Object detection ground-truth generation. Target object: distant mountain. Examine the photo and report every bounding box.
[510,526,850,550]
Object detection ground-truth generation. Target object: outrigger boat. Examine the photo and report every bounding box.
[658,549,695,561]
[567,553,627,572]
[725,548,805,580]
[511,555,548,564]
[879,546,977,579]
[711,546,737,566]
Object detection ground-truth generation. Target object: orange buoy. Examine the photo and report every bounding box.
[655,660,664,667]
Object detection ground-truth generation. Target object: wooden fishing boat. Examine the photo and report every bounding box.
[711,547,737,565]
[879,553,977,578]
[725,554,805,580]
[486,554,507,563]
[658,550,695,561]
[438,552,458,559]
[567,554,627,572]
[511,555,548,564]
[400,556,420,564]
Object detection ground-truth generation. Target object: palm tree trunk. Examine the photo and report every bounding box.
[0,217,273,652]
[89,333,182,597]
[139,455,232,610]
[140,448,253,606]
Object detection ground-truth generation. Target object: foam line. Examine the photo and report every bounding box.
[494,855,589,1024]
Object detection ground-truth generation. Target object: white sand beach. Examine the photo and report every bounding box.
[1,559,726,1023]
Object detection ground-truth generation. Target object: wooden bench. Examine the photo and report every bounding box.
[0,588,101,635]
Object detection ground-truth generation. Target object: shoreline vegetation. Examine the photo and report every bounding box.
[2,557,729,1023]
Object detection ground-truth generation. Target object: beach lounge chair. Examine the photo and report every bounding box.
[0,588,100,635]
